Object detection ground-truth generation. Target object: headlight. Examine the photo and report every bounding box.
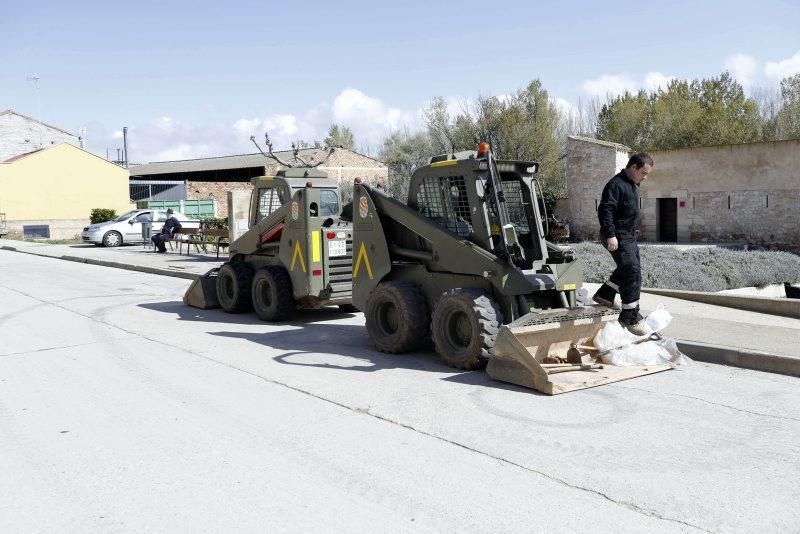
[90,227,102,233]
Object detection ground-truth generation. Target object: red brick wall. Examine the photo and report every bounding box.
[187,182,254,217]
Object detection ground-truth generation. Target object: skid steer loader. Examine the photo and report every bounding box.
[351,143,672,394]
[183,168,355,319]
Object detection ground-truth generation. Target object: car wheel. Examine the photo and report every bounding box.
[102,231,122,247]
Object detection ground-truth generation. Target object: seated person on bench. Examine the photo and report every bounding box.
[151,209,182,253]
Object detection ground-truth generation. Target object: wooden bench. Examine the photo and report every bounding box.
[179,227,230,258]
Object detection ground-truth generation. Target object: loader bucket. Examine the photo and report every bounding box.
[183,268,220,309]
[486,307,673,395]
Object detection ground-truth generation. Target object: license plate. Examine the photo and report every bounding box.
[328,239,346,257]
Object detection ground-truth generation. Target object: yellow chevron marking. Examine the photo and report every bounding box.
[290,241,307,273]
[352,242,373,279]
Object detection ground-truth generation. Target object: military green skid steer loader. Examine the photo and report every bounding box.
[184,168,355,320]
[351,144,672,394]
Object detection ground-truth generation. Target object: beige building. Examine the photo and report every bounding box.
[558,136,800,248]
[129,147,387,217]
[0,143,132,239]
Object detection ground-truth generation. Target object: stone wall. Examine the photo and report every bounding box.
[645,139,800,247]
[556,136,631,240]
[3,218,89,240]
[0,111,80,162]
[557,137,800,247]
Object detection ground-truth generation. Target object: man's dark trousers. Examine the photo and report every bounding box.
[152,233,168,252]
[608,232,641,306]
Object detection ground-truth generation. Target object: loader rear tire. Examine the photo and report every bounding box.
[432,289,502,370]
[365,281,428,353]
[252,266,294,321]
[217,261,254,313]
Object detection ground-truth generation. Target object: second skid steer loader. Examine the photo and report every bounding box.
[351,143,672,394]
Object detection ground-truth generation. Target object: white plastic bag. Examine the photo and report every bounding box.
[592,306,691,367]
[643,304,672,335]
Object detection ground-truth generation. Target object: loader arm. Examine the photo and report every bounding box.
[351,183,538,310]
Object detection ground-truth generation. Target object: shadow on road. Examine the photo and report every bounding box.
[138,300,530,393]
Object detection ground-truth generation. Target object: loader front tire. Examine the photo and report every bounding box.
[217,261,254,313]
[365,281,428,353]
[252,266,294,321]
[432,289,502,370]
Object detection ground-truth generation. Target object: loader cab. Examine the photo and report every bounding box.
[249,169,342,228]
[408,149,547,269]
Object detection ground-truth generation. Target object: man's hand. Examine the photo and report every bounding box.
[606,237,618,252]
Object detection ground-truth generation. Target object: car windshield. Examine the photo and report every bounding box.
[113,210,140,222]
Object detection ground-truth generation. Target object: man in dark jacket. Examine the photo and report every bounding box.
[593,153,653,335]
[151,208,182,253]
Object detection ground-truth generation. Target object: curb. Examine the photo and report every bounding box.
[642,287,800,319]
[677,340,800,378]
[2,244,201,281]
[60,255,200,281]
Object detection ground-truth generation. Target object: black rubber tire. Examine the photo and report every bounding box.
[365,281,428,353]
[216,261,254,313]
[251,266,294,321]
[102,231,122,247]
[338,304,358,313]
[431,289,503,370]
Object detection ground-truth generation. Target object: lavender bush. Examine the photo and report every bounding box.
[571,242,800,291]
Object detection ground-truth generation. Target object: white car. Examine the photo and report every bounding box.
[82,209,201,247]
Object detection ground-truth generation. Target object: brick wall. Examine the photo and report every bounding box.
[0,111,80,162]
[187,181,254,217]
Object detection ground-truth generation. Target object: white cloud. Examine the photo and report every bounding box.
[643,71,677,91]
[553,97,572,115]
[765,50,800,80]
[100,88,423,163]
[580,74,639,98]
[332,88,416,142]
[724,54,760,88]
[580,71,677,98]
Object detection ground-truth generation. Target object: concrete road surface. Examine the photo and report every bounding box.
[1,250,798,533]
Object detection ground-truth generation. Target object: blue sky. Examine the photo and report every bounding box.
[2,0,799,162]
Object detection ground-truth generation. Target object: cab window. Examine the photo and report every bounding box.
[319,189,339,217]
[257,187,287,220]
[135,212,154,223]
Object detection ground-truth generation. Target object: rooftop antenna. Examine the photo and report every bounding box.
[77,127,87,149]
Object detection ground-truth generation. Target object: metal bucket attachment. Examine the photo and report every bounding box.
[183,268,220,309]
[487,307,673,395]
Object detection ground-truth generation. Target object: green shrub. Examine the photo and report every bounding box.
[571,241,800,291]
[200,217,228,230]
[90,208,117,224]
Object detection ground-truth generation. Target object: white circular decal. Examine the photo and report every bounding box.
[291,201,299,221]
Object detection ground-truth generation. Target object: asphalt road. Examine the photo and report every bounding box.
[1,250,798,533]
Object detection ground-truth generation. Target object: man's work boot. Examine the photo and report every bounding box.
[619,307,648,336]
[592,283,619,308]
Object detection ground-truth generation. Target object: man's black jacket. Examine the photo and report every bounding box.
[597,170,640,239]
[161,216,182,235]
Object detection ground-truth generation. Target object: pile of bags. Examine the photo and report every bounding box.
[593,306,692,367]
